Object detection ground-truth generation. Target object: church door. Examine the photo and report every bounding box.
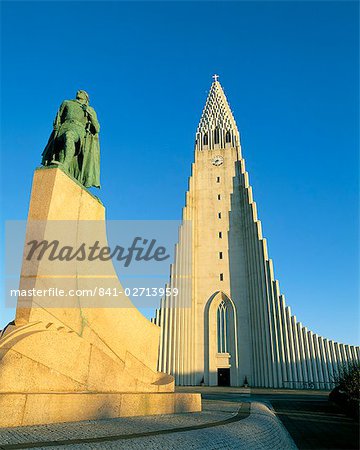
[217,368,230,386]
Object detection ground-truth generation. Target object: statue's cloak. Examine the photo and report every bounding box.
[41,101,101,189]
[79,133,101,188]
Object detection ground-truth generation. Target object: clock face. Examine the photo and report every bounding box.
[212,156,224,166]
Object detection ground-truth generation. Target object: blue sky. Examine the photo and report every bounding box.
[0,1,358,346]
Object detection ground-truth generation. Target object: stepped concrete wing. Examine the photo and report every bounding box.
[0,167,201,427]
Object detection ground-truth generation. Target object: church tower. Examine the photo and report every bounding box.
[153,76,359,388]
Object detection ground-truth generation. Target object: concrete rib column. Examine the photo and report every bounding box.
[158,297,166,373]
[339,344,348,366]
[181,226,188,383]
[345,345,352,367]
[318,337,330,388]
[274,281,287,386]
[163,298,169,374]
[184,218,191,385]
[354,346,360,362]
[252,228,269,385]
[285,307,297,388]
[188,172,196,386]
[302,327,313,386]
[177,227,185,384]
[168,261,178,377]
[312,334,325,389]
[307,331,319,388]
[291,316,303,388]
[249,214,271,386]
[167,273,174,376]
[266,259,282,388]
[156,308,160,326]
[171,234,180,380]
[264,255,281,388]
[240,178,259,386]
[245,184,265,386]
[280,297,292,387]
[244,185,260,384]
[175,232,184,385]
[179,222,187,384]
[350,346,358,363]
[191,214,197,387]
[191,204,197,386]
[183,219,191,385]
[334,342,343,375]
[239,173,258,386]
[160,291,168,373]
[177,226,183,384]
[329,341,339,380]
[184,225,190,383]
[256,235,274,387]
[297,322,308,386]
[323,339,335,388]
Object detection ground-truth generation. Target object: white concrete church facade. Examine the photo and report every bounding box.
[152,77,359,389]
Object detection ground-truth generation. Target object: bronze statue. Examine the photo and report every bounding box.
[42,90,100,188]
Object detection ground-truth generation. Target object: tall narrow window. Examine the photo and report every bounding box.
[219,252,223,259]
[220,273,224,281]
[203,133,208,145]
[217,300,228,353]
[216,176,220,183]
[217,194,221,200]
[214,127,220,144]
[225,131,231,143]
[218,212,221,219]
[219,231,222,238]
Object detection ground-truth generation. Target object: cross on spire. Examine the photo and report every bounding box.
[212,74,219,82]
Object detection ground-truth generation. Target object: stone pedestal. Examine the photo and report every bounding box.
[0,168,201,427]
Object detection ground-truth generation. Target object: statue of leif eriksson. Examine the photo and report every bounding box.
[41,90,100,188]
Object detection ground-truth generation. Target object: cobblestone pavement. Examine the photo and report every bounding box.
[0,400,297,450]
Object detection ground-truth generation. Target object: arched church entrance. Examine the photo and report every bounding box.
[204,291,239,386]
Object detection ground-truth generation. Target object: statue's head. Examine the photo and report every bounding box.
[76,90,90,105]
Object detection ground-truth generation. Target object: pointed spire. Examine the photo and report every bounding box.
[195,76,239,151]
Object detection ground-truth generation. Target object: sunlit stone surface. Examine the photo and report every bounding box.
[152,78,359,389]
[0,167,201,427]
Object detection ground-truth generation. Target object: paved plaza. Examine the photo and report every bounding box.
[1,388,358,449]
[0,396,296,450]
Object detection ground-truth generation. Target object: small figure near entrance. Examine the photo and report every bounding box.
[41,90,100,188]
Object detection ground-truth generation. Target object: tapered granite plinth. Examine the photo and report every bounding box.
[0,167,201,427]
